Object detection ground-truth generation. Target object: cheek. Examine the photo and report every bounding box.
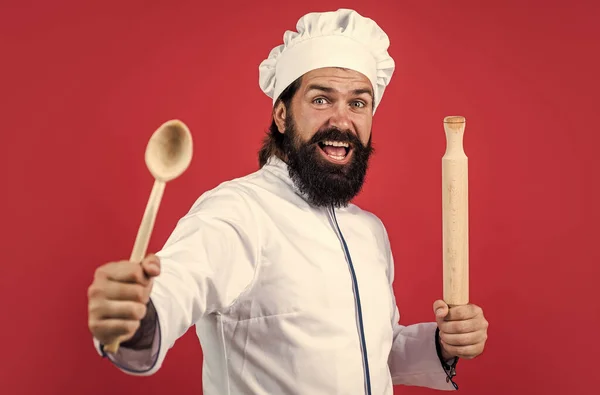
[300,122,324,141]
[360,133,371,146]
[295,125,318,143]
[358,121,372,146]
[293,110,320,139]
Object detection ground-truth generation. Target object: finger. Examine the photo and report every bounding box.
[88,318,140,345]
[88,279,150,303]
[89,299,147,321]
[141,254,161,278]
[445,304,482,321]
[95,261,150,286]
[433,300,449,320]
[439,329,487,347]
[438,319,482,334]
[439,341,484,360]
[106,281,151,303]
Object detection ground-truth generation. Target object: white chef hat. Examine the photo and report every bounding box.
[259,8,395,114]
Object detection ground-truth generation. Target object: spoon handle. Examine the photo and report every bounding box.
[103,179,166,354]
[130,179,166,263]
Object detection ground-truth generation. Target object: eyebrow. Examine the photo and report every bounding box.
[306,84,373,99]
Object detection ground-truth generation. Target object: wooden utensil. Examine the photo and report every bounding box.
[442,116,469,307]
[103,119,193,354]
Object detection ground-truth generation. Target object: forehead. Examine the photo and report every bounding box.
[300,67,373,92]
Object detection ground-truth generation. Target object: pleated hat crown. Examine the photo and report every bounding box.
[258,8,395,114]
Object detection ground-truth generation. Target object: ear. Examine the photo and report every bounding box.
[273,101,287,134]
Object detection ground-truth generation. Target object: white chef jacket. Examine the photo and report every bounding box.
[94,155,457,394]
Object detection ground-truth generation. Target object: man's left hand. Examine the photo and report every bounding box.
[433,300,488,361]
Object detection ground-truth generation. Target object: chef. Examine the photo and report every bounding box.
[88,8,489,394]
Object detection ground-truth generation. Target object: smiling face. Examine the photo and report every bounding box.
[272,67,375,207]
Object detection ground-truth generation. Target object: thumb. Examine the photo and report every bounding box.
[141,254,161,279]
[433,300,449,320]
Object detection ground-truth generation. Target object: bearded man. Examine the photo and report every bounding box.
[87,8,488,395]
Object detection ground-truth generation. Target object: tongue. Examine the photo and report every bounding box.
[322,145,346,157]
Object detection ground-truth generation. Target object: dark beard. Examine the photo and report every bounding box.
[282,118,373,208]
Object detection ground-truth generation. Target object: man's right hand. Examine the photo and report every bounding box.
[87,254,161,346]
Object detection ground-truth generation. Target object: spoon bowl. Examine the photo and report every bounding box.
[145,119,193,182]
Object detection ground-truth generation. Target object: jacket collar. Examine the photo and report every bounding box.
[262,155,302,196]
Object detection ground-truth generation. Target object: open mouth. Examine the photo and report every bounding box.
[318,140,352,163]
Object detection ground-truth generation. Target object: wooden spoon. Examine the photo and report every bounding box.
[103,119,193,354]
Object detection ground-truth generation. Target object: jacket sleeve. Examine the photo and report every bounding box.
[93,184,261,375]
[382,226,458,390]
[387,308,458,390]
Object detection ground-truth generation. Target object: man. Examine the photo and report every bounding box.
[88,8,488,394]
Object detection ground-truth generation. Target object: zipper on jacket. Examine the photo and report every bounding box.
[329,206,372,395]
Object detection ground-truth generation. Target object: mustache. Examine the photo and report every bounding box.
[307,127,364,148]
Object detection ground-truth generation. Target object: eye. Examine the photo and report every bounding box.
[351,100,366,108]
[312,97,329,105]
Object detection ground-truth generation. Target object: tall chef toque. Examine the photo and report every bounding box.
[258,8,396,114]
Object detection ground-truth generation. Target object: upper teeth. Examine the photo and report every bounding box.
[323,141,349,147]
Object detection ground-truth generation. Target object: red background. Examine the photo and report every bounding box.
[1,1,598,394]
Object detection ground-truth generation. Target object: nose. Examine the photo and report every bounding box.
[328,104,354,135]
